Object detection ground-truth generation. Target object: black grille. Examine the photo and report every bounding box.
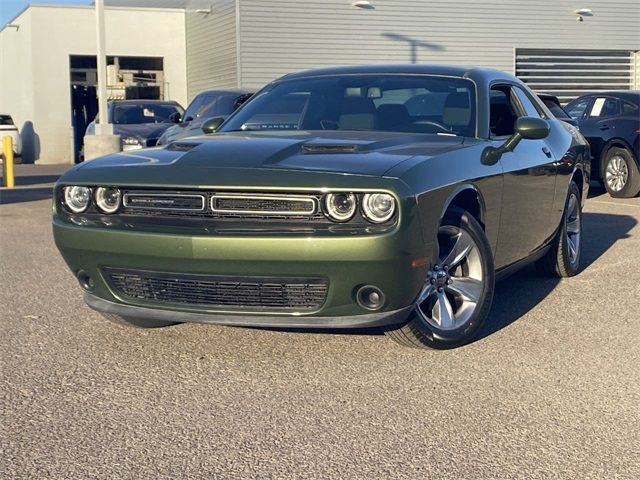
[211,195,316,215]
[123,192,206,212]
[104,268,328,311]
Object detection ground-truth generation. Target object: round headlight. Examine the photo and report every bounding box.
[95,187,121,214]
[63,186,91,213]
[324,192,357,222]
[362,193,396,223]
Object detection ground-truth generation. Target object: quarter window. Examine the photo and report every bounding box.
[513,87,543,118]
[622,101,638,115]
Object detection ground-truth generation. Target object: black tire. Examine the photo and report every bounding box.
[384,208,495,349]
[602,147,640,198]
[537,181,582,278]
[101,312,179,329]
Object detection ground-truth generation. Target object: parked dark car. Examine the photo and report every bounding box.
[537,94,578,127]
[54,65,590,349]
[565,91,640,197]
[85,100,184,151]
[156,90,252,145]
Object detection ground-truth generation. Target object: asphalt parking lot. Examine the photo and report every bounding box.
[1,166,639,479]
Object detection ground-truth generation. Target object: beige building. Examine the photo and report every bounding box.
[0,4,187,164]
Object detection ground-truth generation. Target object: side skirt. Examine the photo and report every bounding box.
[495,243,552,282]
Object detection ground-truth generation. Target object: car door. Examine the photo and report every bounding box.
[576,96,620,172]
[490,84,558,268]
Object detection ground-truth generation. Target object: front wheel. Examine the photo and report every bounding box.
[385,208,495,349]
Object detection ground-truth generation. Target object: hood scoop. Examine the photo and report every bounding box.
[166,142,201,152]
[302,144,358,154]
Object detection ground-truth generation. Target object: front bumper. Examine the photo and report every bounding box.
[85,293,413,328]
[53,216,431,326]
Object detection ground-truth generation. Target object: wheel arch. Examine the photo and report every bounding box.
[440,184,486,229]
[599,138,638,176]
[570,166,587,206]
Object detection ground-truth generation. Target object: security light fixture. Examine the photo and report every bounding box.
[5,24,20,31]
[195,8,212,15]
[352,1,374,9]
[574,8,593,21]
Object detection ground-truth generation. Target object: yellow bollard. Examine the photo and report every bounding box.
[2,136,14,188]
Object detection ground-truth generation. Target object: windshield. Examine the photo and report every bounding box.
[0,115,14,126]
[112,103,183,125]
[221,75,476,137]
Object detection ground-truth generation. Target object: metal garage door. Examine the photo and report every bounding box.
[515,49,637,104]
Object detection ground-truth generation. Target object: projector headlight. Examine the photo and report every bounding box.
[362,193,396,223]
[95,187,121,214]
[324,192,357,222]
[63,186,91,213]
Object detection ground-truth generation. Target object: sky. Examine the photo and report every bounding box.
[1,0,92,27]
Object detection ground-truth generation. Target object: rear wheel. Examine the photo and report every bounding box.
[536,181,582,277]
[101,313,179,329]
[385,208,495,349]
[602,147,640,198]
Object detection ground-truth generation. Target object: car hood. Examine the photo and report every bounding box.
[113,123,173,140]
[62,131,468,187]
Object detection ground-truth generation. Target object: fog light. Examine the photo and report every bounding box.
[77,270,95,292]
[356,285,385,311]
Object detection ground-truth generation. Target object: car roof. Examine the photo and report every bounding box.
[278,64,517,83]
[574,91,640,104]
[196,89,252,96]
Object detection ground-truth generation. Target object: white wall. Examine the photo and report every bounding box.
[0,8,36,161]
[0,5,187,164]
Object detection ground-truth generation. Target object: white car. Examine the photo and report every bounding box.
[0,114,22,160]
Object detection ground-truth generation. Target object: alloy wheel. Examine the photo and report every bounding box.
[605,155,629,192]
[565,193,581,265]
[414,226,484,331]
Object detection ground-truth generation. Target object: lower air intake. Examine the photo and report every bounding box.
[104,268,328,311]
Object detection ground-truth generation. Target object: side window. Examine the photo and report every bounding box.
[589,97,620,118]
[566,98,591,119]
[195,95,216,118]
[489,86,519,137]
[183,94,205,121]
[513,87,543,118]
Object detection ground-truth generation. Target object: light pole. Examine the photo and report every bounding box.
[83,0,121,160]
[95,0,110,135]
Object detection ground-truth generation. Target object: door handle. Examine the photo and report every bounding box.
[542,146,552,158]
[599,124,610,131]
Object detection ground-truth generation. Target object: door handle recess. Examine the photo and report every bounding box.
[599,124,610,131]
[542,146,552,158]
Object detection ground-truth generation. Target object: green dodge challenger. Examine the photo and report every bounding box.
[53,65,590,349]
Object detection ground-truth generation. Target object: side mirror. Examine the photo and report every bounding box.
[514,117,550,140]
[201,116,225,134]
[482,117,550,165]
[168,112,182,124]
